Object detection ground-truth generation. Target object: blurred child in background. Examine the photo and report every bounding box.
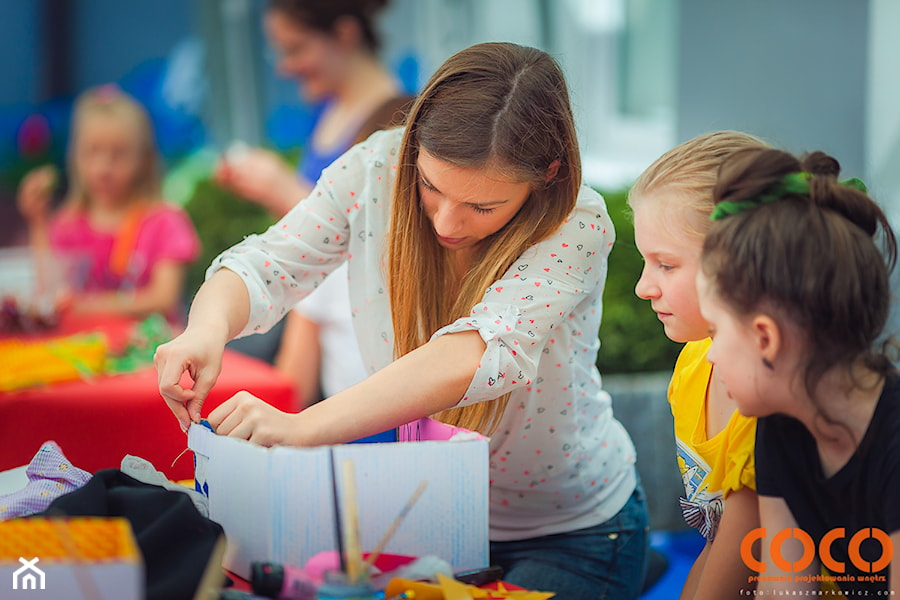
[17,85,200,324]
[630,131,770,598]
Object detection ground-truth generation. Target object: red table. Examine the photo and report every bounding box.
[0,316,298,480]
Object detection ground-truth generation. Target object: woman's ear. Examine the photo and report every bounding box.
[545,159,561,184]
[752,314,781,368]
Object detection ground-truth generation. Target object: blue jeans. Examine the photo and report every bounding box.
[490,477,649,600]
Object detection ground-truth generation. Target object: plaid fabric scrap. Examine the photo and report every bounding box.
[0,441,92,520]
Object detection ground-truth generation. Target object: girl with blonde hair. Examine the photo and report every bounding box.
[630,131,770,598]
[17,85,199,322]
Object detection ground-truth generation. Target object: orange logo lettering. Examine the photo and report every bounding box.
[741,527,767,572]
[741,527,894,574]
[849,528,893,573]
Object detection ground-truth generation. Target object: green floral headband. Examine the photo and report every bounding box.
[710,172,868,221]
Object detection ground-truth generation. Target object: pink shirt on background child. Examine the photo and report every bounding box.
[49,203,200,293]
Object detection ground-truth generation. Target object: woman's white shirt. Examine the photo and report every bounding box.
[209,128,637,540]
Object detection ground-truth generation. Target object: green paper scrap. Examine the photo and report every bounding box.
[105,314,173,375]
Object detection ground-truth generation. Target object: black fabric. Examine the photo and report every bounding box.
[36,469,225,600]
[755,374,900,592]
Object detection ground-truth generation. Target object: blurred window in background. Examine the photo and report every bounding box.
[203,0,677,191]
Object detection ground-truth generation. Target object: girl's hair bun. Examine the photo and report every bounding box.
[802,150,840,178]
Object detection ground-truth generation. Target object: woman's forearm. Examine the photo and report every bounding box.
[290,330,486,445]
[184,267,253,345]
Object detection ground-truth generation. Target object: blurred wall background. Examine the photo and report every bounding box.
[2,0,897,346]
[2,0,896,204]
[2,0,897,358]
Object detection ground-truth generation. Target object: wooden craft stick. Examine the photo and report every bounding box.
[363,480,429,571]
[340,458,363,583]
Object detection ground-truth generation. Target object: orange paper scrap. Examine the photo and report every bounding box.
[384,574,555,599]
[0,517,140,562]
[0,517,142,600]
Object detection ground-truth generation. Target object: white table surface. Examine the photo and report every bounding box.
[0,465,28,495]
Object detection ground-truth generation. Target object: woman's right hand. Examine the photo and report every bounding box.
[17,165,57,225]
[154,329,226,432]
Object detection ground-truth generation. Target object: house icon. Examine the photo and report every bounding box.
[13,557,45,590]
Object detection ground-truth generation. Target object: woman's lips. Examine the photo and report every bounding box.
[437,235,466,246]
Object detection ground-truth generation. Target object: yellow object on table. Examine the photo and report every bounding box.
[384,574,556,600]
[0,333,107,392]
[0,517,139,562]
[0,517,142,600]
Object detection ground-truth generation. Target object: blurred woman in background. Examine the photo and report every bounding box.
[218,0,413,402]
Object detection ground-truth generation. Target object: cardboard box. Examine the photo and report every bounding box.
[0,517,142,600]
[189,419,490,580]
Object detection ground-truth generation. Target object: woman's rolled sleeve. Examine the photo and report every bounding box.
[433,302,538,406]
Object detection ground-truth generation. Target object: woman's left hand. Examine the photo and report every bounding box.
[207,391,302,447]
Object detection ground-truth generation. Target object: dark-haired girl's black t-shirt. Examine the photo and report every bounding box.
[756,374,900,593]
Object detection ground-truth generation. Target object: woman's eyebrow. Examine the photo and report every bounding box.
[467,198,510,208]
[416,162,440,193]
[417,161,513,207]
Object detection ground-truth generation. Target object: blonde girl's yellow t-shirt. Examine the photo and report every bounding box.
[668,338,757,541]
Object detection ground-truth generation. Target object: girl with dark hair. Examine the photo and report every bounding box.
[156,42,648,598]
[698,148,900,594]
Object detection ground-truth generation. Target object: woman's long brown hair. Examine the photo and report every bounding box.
[387,42,581,435]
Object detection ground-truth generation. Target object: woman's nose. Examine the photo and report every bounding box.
[432,200,462,237]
